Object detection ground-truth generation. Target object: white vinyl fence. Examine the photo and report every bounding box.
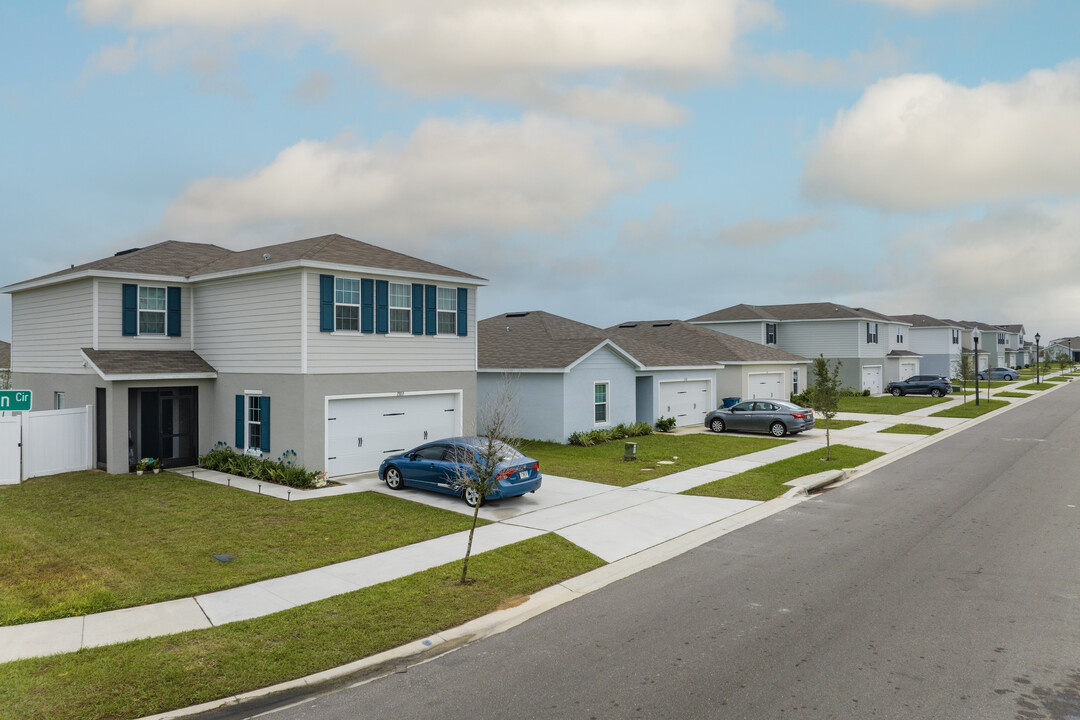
[0,406,93,483]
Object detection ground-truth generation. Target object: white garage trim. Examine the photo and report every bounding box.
[747,371,785,400]
[658,377,713,427]
[324,389,463,477]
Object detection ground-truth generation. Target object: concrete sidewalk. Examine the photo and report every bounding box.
[1,375,1069,664]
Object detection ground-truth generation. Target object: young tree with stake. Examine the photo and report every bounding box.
[809,355,842,461]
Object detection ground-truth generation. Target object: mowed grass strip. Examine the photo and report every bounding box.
[878,423,942,436]
[995,391,1032,398]
[0,471,482,626]
[837,396,949,414]
[1017,382,1055,391]
[821,419,866,430]
[682,444,884,502]
[520,433,791,487]
[930,399,1010,418]
[0,534,604,720]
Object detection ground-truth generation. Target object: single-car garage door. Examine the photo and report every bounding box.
[658,379,710,427]
[861,366,882,394]
[326,392,460,477]
[900,361,917,380]
[748,372,784,400]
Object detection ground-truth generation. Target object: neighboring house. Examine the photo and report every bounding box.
[2,234,485,476]
[892,314,965,378]
[997,324,1027,367]
[0,339,10,389]
[956,321,1007,370]
[687,303,918,394]
[1043,338,1076,365]
[941,320,990,373]
[477,312,808,441]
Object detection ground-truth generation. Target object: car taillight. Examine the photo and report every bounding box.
[531,462,539,471]
[790,413,805,419]
[495,469,513,482]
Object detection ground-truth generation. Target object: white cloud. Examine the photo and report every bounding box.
[742,40,915,88]
[76,0,775,124]
[714,213,827,246]
[850,0,985,13]
[158,115,671,252]
[804,63,1080,211]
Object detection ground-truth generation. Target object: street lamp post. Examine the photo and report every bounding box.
[1035,332,1041,384]
[973,328,980,407]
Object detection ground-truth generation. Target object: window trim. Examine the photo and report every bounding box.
[792,370,799,395]
[866,322,879,344]
[138,285,167,336]
[952,329,960,345]
[334,277,361,332]
[593,381,610,426]
[388,281,412,335]
[896,328,904,344]
[436,286,458,336]
[244,394,262,455]
[765,323,777,345]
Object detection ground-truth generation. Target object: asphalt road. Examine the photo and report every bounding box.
[250,385,1080,720]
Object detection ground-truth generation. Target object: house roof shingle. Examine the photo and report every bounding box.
[478,312,614,369]
[891,313,961,328]
[604,320,809,366]
[9,234,483,290]
[81,349,217,378]
[689,302,905,324]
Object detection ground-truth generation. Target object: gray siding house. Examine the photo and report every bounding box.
[478,312,807,442]
[954,321,1006,370]
[3,234,485,477]
[997,324,1027,367]
[688,303,918,394]
[892,314,964,378]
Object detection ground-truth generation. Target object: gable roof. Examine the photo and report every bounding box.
[957,320,1004,332]
[891,313,962,329]
[478,312,635,370]
[689,302,905,324]
[0,340,9,370]
[998,324,1025,334]
[4,234,484,293]
[605,320,808,367]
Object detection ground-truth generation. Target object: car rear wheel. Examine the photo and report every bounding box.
[930,388,943,398]
[710,418,726,433]
[1005,374,1016,380]
[384,467,404,490]
[463,487,484,508]
[891,387,903,396]
[770,421,787,437]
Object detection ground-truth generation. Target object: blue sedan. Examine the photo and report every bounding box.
[378,436,541,507]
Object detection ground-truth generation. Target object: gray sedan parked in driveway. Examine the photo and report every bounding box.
[704,399,815,437]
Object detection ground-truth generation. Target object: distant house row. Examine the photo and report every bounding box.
[0,234,1041,475]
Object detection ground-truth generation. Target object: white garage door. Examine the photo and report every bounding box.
[326,392,460,477]
[658,380,710,427]
[861,366,882,394]
[900,361,917,380]
[748,372,784,400]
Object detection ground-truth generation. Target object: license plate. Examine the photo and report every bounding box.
[519,471,529,479]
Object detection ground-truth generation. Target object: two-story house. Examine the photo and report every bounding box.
[2,234,485,477]
[956,321,1007,369]
[687,302,918,394]
[892,314,965,378]
[997,324,1027,367]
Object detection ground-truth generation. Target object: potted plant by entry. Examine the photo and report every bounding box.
[135,458,150,475]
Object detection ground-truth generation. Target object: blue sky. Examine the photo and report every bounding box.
[3,0,1080,342]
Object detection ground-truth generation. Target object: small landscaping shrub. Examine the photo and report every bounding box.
[567,422,653,446]
[655,416,677,432]
[198,443,320,489]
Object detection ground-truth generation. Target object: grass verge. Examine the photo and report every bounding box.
[520,433,791,486]
[0,471,483,626]
[995,391,1032,398]
[0,534,604,720]
[838,396,949,414]
[682,444,884,501]
[929,399,1010,418]
[1043,376,1070,382]
[878,424,942,436]
[821,419,867,430]
[1016,382,1054,391]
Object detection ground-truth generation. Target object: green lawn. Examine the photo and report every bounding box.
[1017,382,1054,391]
[821,419,867,430]
[837,396,949,414]
[519,433,791,487]
[878,423,942,436]
[0,471,483,626]
[929,399,1010,418]
[682,444,884,501]
[0,534,604,720]
[995,391,1032,398]
[1043,376,1070,382]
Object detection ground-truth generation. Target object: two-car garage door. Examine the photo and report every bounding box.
[326,392,460,477]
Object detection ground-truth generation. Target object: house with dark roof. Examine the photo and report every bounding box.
[954,320,1009,370]
[891,314,965,378]
[687,302,919,394]
[2,234,486,476]
[996,324,1028,367]
[478,312,808,441]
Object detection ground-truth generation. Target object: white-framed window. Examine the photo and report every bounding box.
[896,328,904,344]
[335,278,360,331]
[998,333,1005,345]
[138,286,167,335]
[594,382,609,424]
[952,329,960,344]
[54,391,66,410]
[792,370,799,395]
[389,282,411,334]
[766,323,777,344]
[866,323,879,344]
[246,394,262,453]
[437,287,457,334]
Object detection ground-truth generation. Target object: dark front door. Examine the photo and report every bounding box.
[129,387,199,469]
[96,387,107,469]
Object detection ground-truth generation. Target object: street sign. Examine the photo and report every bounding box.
[0,390,31,412]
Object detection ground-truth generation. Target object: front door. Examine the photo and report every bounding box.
[129,387,199,469]
[96,387,107,470]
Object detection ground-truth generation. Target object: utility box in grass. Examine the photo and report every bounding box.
[624,442,637,461]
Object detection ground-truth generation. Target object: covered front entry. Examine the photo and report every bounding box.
[861,365,883,394]
[128,387,199,469]
[326,391,461,477]
[658,379,710,427]
[748,372,784,400]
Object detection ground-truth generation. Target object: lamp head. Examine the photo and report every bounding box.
[1035,332,1041,343]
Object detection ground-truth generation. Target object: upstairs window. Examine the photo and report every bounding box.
[766,323,777,344]
[866,323,879,344]
[389,282,411,333]
[896,328,904,344]
[437,287,457,334]
[952,329,960,344]
[138,287,166,334]
[594,382,609,424]
[998,333,1005,345]
[335,278,360,331]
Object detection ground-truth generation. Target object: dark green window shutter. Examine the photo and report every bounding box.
[411,283,424,335]
[425,285,437,335]
[361,279,374,333]
[456,288,467,336]
[122,284,138,336]
[166,286,181,337]
[260,396,271,453]
[319,275,334,332]
[375,280,389,334]
[235,395,244,448]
